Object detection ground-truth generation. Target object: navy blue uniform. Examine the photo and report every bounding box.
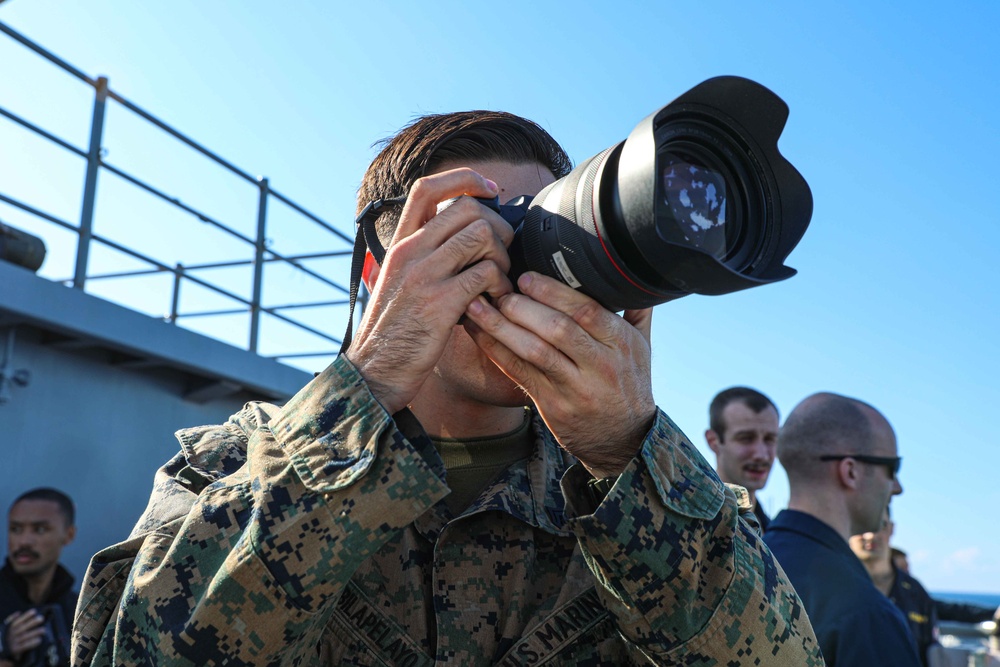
[888,565,938,666]
[765,509,921,667]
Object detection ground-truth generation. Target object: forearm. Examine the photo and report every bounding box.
[934,600,996,624]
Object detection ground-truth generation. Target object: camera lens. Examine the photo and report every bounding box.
[657,150,731,261]
[506,76,811,311]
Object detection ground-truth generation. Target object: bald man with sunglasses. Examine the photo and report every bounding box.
[764,392,920,667]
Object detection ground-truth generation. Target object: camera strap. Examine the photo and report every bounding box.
[340,197,406,355]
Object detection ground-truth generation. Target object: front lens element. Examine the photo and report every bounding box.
[658,152,730,259]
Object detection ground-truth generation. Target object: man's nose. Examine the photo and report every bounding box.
[892,477,903,496]
[750,439,771,459]
[12,532,34,546]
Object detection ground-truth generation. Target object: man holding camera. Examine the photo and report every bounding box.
[72,111,822,666]
[1,488,76,667]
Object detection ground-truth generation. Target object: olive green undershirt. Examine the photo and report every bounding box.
[432,409,534,515]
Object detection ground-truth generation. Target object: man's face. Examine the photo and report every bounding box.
[420,160,557,412]
[855,417,904,534]
[849,510,892,564]
[706,401,779,494]
[7,499,75,578]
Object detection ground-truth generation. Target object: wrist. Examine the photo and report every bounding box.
[344,351,408,415]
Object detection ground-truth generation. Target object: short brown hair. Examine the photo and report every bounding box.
[357,111,572,246]
[709,386,778,437]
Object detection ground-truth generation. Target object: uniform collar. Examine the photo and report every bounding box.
[413,410,574,540]
[769,509,856,558]
[1,559,76,605]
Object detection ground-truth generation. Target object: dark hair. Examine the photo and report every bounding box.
[11,487,75,526]
[777,393,877,478]
[709,386,778,437]
[357,110,572,246]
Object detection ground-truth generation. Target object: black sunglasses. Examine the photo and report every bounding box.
[818,454,902,479]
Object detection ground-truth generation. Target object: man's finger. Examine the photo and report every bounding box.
[465,296,573,386]
[393,168,499,243]
[514,272,620,345]
[623,307,653,344]
[433,217,513,277]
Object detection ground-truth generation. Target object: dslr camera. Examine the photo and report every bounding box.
[345,76,811,347]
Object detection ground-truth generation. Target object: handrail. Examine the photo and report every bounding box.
[106,89,259,185]
[0,106,86,156]
[0,21,95,85]
[0,20,353,365]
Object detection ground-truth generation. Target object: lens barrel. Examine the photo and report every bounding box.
[507,76,812,312]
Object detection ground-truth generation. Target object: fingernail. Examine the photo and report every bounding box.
[518,272,533,290]
[467,296,485,315]
[485,178,499,194]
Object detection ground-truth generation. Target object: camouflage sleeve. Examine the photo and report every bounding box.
[72,355,449,667]
[561,408,825,666]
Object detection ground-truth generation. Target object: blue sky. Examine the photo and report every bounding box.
[1,1,997,595]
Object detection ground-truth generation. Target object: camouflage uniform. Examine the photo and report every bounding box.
[71,356,823,666]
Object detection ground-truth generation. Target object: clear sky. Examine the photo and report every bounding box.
[1,1,997,595]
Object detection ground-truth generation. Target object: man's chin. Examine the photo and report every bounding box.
[11,563,44,577]
[739,478,769,493]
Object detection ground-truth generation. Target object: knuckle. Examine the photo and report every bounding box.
[572,300,604,327]
[455,195,481,215]
[550,313,584,347]
[443,233,474,264]
[409,177,433,199]
[457,261,491,294]
[526,339,560,375]
[467,218,494,244]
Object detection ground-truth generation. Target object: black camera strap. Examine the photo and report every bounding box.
[340,197,406,355]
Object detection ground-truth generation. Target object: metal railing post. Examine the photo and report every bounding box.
[74,75,109,290]
[249,177,269,352]
[169,263,183,323]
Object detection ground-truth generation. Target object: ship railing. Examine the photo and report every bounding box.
[0,20,357,367]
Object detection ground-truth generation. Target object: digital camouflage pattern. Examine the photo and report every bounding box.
[71,355,824,666]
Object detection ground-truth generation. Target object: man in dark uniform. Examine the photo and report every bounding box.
[850,508,937,666]
[0,488,76,667]
[764,392,921,666]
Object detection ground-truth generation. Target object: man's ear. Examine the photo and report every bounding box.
[705,429,722,454]
[362,251,380,291]
[838,458,860,490]
[64,524,76,546]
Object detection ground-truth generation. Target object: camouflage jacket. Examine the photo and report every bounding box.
[71,356,823,666]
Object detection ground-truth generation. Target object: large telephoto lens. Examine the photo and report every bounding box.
[506,76,812,312]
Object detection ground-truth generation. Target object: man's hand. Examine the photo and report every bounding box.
[2,610,46,661]
[464,271,656,479]
[346,168,514,415]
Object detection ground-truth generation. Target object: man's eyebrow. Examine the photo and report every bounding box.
[10,520,53,527]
